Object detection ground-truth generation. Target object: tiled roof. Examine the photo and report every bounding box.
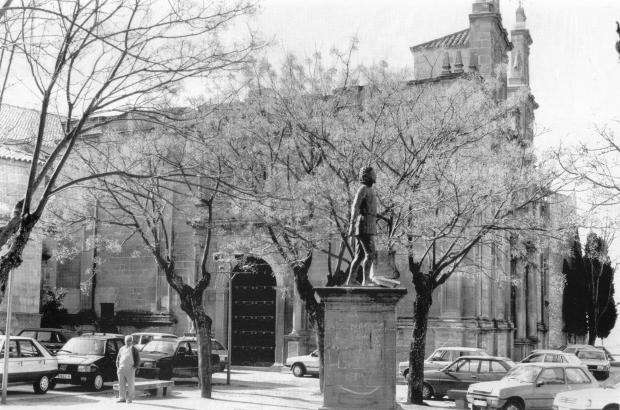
[0,145,33,163]
[0,104,64,147]
[410,29,470,51]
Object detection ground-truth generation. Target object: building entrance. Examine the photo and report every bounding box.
[231,256,276,366]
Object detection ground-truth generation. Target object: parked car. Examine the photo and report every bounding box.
[562,344,596,355]
[130,332,177,351]
[54,334,124,391]
[0,336,58,394]
[574,347,610,380]
[18,328,77,355]
[553,381,620,410]
[599,346,620,367]
[420,356,514,400]
[211,339,228,372]
[399,346,489,378]
[136,337,219,380]
[466,362,597,410]
[520,349,582,365]
[285,349,319,377]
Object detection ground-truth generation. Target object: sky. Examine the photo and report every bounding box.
[248,0,620,345]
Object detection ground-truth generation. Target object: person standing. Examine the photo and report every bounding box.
[116,335,140,403]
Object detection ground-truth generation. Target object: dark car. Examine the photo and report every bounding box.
[136,337,219,380]
[18,328,77,355]
[54,334,124,391]
[421,355,515,400]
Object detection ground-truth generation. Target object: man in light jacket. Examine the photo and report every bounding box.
[116,335,140,403]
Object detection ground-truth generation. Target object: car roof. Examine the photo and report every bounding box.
[436,346,483,351]
[530,349,567,354]
[516,362,586,368]
[74,334,123,340]
[131,332,177,337]
[2,336,36,341]
[20,327,75,332]
[456,356,509,360]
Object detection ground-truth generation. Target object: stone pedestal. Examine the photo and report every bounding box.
[315,287,407,410]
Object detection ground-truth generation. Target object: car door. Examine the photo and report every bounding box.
[305,350,319,373]
[443,358,481,392]
[477,359,507,382]
[17,339,46,383]
[103,339,119,381]
[532,368,568,409]
[173,342,192,378]
[0,340,21,383]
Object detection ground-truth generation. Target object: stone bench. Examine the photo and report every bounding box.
[113,380,174,398]
[447,389,468,409]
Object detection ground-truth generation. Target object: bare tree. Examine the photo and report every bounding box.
[220,52,567,404]
[0,0,259,300]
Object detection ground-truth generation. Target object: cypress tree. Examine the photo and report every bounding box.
[562,232,588,337]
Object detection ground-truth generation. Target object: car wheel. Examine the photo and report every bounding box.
[503,399,524,410]
[33,375,50,394]
[90,373,104,391]
[602,405,619,410]
[421,382,433,400]
[291,364,306,377]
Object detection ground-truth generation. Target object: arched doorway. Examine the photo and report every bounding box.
[231,256,276,366]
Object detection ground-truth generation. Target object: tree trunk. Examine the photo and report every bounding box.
[407,285,432,404]
[193,305,213,398]
[0,217,36,298]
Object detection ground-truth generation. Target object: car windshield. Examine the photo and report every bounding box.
[428,350,448,361]
[57,338,104,355]
[19,331,36,338]
[577,350,605,360]
[142,341,176,354]
[504,365,540,383]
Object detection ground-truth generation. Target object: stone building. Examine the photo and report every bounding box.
[0,104,64,333]
[37,0,569,365]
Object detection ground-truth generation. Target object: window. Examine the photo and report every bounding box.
[131,335,141,344]
[523,354,544,363]
[212,340,225,350]
[490,361,508,373]
[538,368,564,385]
[188,341,198,356]
[57,333,68,343]
[20,331,36,339]
[0,341,18,358]
[545,354,566,363]
[142,336,153,345]
[106,340,118,356]
[37,332,53,343]
[428,349,449,362]
[455,359,480,373]
[565,368,591,384]
[18,340,42,357]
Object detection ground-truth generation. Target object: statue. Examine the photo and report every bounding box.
[616,22,620,57]
[345,167,399,287]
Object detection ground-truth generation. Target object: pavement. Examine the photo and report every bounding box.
[0,366,617,409]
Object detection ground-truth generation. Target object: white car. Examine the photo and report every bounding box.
[554,382,619,410]
[130,332,177,351]
[211,339,228,372]
[0,336,58,394]
[285,350,319,377]
[521,349,582,365]
[398,346,489,378]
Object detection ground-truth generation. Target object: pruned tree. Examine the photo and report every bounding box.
[0,0,259,302]
[61,118,241,398]
[220,48,565,404]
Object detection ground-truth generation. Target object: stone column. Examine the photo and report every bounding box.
[526,262,539,340]
[514,258,527,340]
[315,287,406,410]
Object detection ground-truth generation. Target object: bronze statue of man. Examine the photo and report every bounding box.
[345,166,378,286]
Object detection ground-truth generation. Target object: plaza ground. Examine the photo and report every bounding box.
[0,366,618,409]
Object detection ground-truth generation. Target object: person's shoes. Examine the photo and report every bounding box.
[126,400,132,403]
[116,399,125,403]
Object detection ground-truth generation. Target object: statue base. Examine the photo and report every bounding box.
[315,287,407,410]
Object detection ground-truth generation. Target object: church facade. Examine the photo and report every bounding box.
[12,0,569,365]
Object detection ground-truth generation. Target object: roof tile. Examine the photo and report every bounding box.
[410,29,470,51]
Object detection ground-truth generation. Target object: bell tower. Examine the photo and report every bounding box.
[469,0,511,77]
[508,2,532,88]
